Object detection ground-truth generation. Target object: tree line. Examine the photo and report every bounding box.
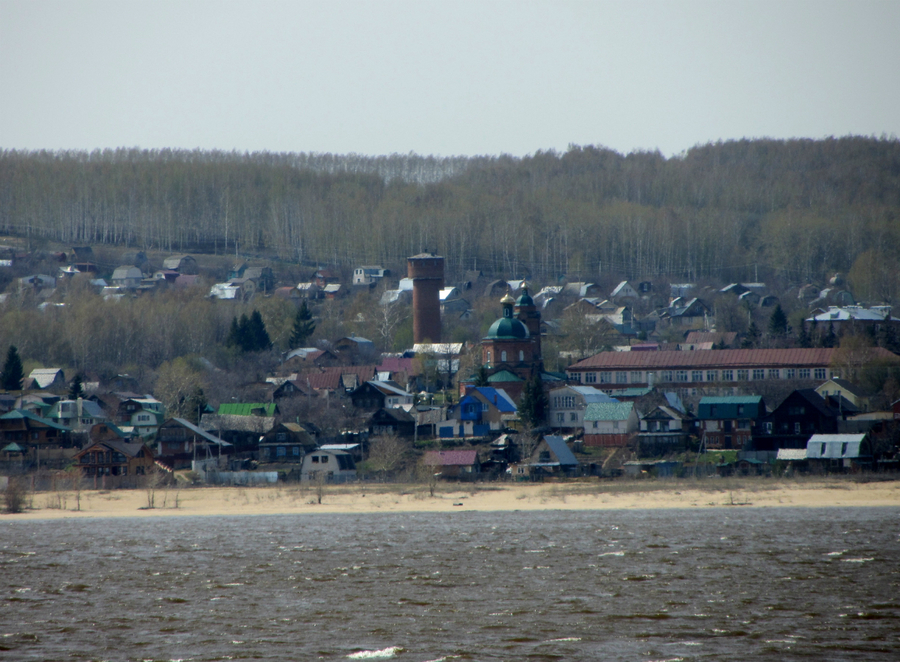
[1,138,899,291]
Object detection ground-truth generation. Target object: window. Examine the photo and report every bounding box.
[794,422,801,434]
[676,370,688,382]
[706,370,718,382]
[501,351,507,362]
[557,413,564,423]
[486,351,491,364]
[293,447,300,456]
[765,422,773,434]
[785,368,796,379]
[737,405,744,416]
[722,370,733,381]
[597,372,609,383]
[519,350,524,362]
[312,456,320,463]
[630,371,642,383]
[692,371,703,382]
[768,369,780,379]
[737,369,749,381]
[799,368,810,379]
[585,372,597,383]
[710,405,718,417]
[663,371,674,383]
[569,413,578,422]
[320,455,329,463]
[613,421,620,430]
[277,446,286,456]
[752,369,765,380]
[814,368,826,380]
[593,421,598,429]
[616,372,628,384]
[276,432,286,441]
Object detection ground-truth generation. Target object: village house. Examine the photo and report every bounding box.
[440,387,517,439]
[46,398,109,433]
[815,378,871,413]
[258,422,318,463]
[110,266,144,289]
[155,418,232,469]
[583,402,639,447]
[0,409,72,448]
[512,435,579,479]
[610,280,640,302]
[349,381,414,411]
[162,254,198,274]
[300,448,357,482]
[74,439,156,481]
[423,449,481,480]
[697,396,766,450]
[547,385,617,430]
[637,405,695,456]
[367,407,416,437]
[352,265,389,285]
[755,389,839,452]
[23,368,66,392]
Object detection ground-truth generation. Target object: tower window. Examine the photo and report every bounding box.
[501,351,507,362]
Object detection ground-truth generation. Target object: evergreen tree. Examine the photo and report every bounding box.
[741,322,760,349]
[473,363,489,387]
[226,316,243,350]
[289,302,316,348]
[821,322,837,348]
[247,310,272,351]
[68,373,85,399]
[768,304,788,336]
[1,346,24,391]
[518,374,547,428]
[797,322,812,348]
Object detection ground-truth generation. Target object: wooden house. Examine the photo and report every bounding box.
[74,439,156,480]
[755,389,838,451]
[697,396,766,450]
[423,449,480,479]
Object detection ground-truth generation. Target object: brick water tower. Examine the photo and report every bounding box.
[408,253,444,343]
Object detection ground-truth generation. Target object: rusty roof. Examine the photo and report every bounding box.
[568,348,898,371]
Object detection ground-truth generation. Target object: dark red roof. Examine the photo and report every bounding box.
[568,348,898,371]
[423,450,478,466]
[303,365,377,390]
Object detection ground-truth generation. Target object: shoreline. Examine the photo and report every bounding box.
[4,478,899,520]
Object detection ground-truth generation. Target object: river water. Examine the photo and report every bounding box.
[2,507,898,661]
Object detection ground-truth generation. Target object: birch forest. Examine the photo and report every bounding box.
[1,137,898,285]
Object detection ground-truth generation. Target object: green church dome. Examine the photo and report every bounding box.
[516,291,534,307]
[486,316,530,340]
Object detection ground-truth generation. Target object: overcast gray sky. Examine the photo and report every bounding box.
[1,0,898,157]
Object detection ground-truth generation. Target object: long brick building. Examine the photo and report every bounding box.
[566,348,899,391]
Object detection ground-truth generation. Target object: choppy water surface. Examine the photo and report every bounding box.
[2,507,898,661]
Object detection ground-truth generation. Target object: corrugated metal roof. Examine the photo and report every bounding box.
[568,348,898,371]
[806,434,868,459]
[423,450,478,466]
[584,402,634,421]
[543,435,578,465]
[216,403,276,417]
[776,449,808,461]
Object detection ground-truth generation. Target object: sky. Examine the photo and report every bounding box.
[1,0,898,158]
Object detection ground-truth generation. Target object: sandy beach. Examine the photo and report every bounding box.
[5,477,899,520]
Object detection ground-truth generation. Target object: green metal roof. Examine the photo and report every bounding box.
[487,370,523,383]
[485,316,529,340]
[584,402,634,421]
[0,409,71,431]
[699,396,763,405]
[216,403,277,417]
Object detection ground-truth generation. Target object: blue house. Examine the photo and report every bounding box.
[439,387,517,438]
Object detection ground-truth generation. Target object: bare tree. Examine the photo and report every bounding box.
[366,433,413,480]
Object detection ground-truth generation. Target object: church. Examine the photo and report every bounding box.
[481,284,543,381]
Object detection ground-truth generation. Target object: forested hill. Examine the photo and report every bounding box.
[1,137,898,287]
